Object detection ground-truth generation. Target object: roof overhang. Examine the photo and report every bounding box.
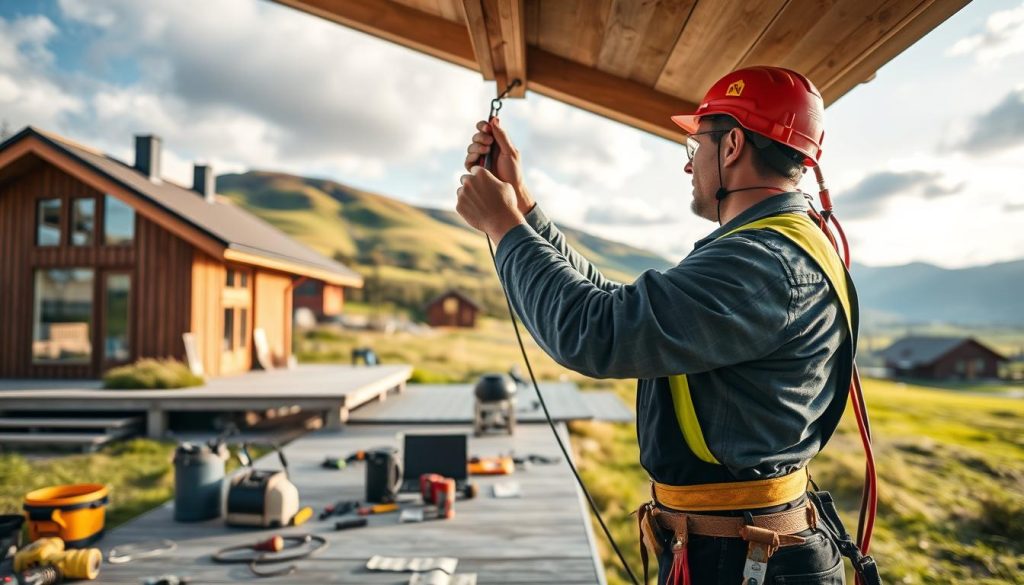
[274,0,971,143]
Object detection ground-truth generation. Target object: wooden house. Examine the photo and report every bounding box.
[294,279,346,320]
[0,127,363,379]
[880,336,1007,381]
[424,290,480,328]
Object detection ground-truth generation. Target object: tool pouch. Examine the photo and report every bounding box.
[809,491,882,585]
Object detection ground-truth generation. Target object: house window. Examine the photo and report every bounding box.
[975,358,986,374]
[32,269,93,364]
[954,360,965,374]
[223,308,235,351]
[443,297,458,316]
[105,274,131,362]
[104,195,135,245]
[239,308,248,349]
[36,198,62,246]
[71,198,96,246]
[226,268,249,288]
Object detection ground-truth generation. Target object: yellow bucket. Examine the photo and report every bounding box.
[23,484,108,547]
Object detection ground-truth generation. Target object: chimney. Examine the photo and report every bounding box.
[192,164,215,203]
[134,135,161,180]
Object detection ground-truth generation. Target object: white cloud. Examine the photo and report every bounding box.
[0,15,84,127]
[947,1,1024,66]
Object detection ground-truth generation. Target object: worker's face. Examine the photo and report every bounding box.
[684,121,725,221]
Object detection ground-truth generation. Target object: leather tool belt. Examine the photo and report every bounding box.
[637,468,814,585]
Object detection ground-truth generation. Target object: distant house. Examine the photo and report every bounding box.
[294,279,346,321]
[0,127,362,379]
[424,290,480,328]
[880,336,1007,380]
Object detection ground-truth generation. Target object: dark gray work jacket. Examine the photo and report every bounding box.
[493,192,855,486]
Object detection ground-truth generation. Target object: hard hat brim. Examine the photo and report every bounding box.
[670,114,699,134]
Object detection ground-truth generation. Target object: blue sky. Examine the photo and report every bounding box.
[2,0,1023,268]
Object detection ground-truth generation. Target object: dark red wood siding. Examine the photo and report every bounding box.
[0,160,192,378]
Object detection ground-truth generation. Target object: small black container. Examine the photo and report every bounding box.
[474,373,517,402]
[1,514,24,564]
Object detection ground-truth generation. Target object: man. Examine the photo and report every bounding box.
[456,67,856,584]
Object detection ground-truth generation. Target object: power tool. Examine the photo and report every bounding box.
[13,538,100,580]
[225,443,311,528]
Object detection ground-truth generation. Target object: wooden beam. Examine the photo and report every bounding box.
[461,0,496,79]
[527,47,696,144]
[817,0,971,105]
[275,0,479,70]
[495,0,527,97]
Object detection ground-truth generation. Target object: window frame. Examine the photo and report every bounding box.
[35,197,63,247]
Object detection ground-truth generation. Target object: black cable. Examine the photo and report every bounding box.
[487,236,640,585]
[211,534,328,578]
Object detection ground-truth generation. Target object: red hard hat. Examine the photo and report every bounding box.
[671,66,825,166]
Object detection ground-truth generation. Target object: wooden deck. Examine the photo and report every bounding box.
[0,365,411,438]
[93,423,607,584]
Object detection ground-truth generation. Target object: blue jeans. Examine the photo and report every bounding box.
[656,527,845,584]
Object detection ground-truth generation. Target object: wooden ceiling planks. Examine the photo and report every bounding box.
[274,0,970,142]
[736,0,843,72]
[655,0,791,102]
[818,0,970,103]
[534,0,588,62]
[627,0,699,87]
[595,0,662,77]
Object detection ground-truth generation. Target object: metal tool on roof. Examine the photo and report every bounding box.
[472,373,517,436]
[318,499,360,520]
[2,564,62,585]
[225,443,311,528]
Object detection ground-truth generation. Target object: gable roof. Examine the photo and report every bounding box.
[424,289,481,311]
[0,127,362,287]
[880,336,1007,367]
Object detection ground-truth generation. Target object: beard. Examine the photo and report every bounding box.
[689,189,714,222]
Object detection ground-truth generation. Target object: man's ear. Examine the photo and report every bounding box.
[721,128,745,168]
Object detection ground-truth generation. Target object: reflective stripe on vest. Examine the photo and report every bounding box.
[669,212,856,465]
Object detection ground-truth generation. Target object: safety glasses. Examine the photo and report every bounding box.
[685,130,727,163]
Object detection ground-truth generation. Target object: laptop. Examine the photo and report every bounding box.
[399,433,468,493]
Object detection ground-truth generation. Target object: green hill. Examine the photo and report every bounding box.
[217,171,672,315]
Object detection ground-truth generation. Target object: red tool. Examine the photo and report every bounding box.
[252,536,284,553]
[419,474,455,520]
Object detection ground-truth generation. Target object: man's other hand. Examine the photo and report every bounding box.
[456,165,524,244]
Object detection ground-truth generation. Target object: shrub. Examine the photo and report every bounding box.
[103,359,204,389]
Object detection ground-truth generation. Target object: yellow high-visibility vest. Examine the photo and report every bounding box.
[669,212,856,465]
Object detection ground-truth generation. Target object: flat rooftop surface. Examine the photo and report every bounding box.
[0,365,411,412]
[92,422,607,584]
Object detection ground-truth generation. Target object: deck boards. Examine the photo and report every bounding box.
[94,423,606,584]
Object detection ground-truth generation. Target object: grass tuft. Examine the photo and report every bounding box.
[102,359,204,389]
